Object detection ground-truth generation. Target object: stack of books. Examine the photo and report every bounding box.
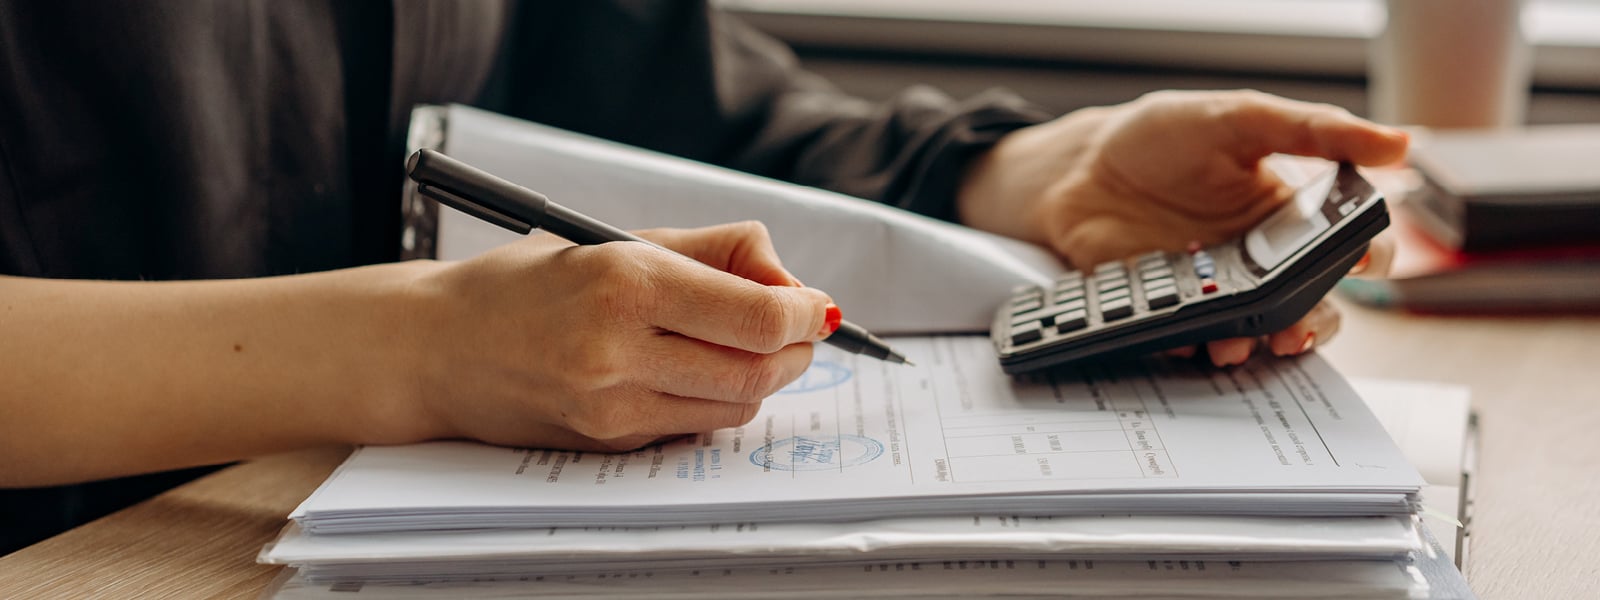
[1338,125,1600,313]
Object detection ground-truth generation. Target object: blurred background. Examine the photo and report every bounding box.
[729,0,1600,313]
[723,0,1600,124]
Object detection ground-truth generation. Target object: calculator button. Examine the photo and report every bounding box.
[1055,271,1085,284]
[1094,272,1126,285]
[1009,321,1044,346]
[1140,266,1174,281]
[1099,287,1131,302]
[1192,251,1217,279]
[1100,299,1134,321]
[1097,280,1129,294]
[1055,310,1088,333]
[1145,286,1180,309]
[1142,276,1177,290]
[1200,279,1219,294]
[1055,281,1084,294]
[1052,298,1086,312]
[1015,301,1077,326]
[1011,297,1042,313]
[1094,262,1125,274]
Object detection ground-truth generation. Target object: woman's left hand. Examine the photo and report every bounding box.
[956,90,1407,365]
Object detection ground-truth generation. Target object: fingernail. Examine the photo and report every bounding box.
[1297,332,1316,354]
[820,303,842,338]
[1164,346,1197,359]
[1349,252,1371,275]
[1213,344,1249,367]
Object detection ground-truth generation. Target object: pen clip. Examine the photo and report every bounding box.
[417,184,534,234]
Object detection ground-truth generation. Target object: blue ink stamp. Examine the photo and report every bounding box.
[777,360,852,394]
[750,434,884,471]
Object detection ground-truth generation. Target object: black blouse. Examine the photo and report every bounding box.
[0,0,1048,553]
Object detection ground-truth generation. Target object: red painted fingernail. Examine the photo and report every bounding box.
[1297,332,1316,354]
[821,303,842,338]
[1350,253,1371,274]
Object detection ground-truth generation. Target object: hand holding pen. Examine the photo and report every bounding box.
[407,149,911,365]
[392,149,910,452]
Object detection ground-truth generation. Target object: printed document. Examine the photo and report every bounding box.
[292,337,1422,532]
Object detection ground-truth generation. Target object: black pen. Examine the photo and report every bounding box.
[405,148,913,366]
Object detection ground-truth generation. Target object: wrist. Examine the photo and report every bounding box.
[955,106,1117,246]
[338,260,457,446]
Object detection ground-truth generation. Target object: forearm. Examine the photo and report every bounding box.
[0,263,438,487]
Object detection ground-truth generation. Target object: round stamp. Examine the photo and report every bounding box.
[776,360,853,395]
[749,434,884,471]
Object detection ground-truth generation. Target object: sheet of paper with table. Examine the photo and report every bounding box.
[288,337,1423,533]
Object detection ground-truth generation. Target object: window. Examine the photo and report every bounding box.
[723,0,1600,89]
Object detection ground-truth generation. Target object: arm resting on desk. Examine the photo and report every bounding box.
[0,223,835,487]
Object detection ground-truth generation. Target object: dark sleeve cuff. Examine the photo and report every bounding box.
[891,90,1053,223]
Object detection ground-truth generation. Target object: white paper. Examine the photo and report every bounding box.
[262,558,1430,599]
[425,104,1066,334]
[291,337,1422,533]
[262,514,1419,580]
[1351,377,1474,565]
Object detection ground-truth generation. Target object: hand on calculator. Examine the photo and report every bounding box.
[957,90,1407,366]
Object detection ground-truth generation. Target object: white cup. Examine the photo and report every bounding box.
[1369,0,1531,129]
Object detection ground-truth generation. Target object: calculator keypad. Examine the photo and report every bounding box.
[1006,250,1201,348]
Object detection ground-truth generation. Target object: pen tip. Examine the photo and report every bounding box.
[902,359,916,367]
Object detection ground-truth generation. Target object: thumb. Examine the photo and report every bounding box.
[1222,92,1409,167]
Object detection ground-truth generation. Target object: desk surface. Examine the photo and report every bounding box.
[3,297,1597,599]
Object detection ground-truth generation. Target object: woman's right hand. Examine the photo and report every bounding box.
[389,221,833,452]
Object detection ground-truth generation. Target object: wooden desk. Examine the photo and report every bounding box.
[3,298,1597,598]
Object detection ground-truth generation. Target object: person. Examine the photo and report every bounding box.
[0,1,1406,553]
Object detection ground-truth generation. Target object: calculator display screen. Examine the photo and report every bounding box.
[1239,170,1355,278]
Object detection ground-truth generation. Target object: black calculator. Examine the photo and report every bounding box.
[992,162,1388,374]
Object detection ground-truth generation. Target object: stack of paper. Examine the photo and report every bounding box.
[264,556,1444,599]
[261,337,1454,591]
[258,106,1477,597]
[265,514,1420,582]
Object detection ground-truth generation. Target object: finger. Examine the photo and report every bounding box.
[1267,299,1342,356]
[1206,337,1256,367]
[634,221,802,287]
[636,335,815,403]
[1221,91,1409,167]
[1347,234,1396,279]
[591,388,768,439]
[630,243,833,353]
[1162,345,1197,359]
